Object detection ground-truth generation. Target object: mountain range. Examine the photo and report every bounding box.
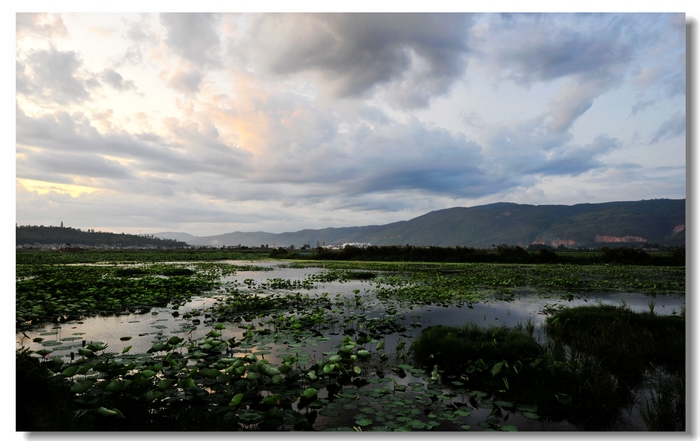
[154,199,686,248]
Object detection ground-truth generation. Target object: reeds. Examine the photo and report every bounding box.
[639,376,685,431]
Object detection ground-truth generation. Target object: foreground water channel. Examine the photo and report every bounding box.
[16,260,685,431]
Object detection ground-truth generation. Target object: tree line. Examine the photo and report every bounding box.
[272,244,685,266]
[16,225,188,248]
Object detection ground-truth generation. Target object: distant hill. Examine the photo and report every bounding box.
[16,225,188,248]
[155,199,685,248]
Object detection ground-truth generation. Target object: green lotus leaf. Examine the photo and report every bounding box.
[105,380,130,392]
[301,387,318,400]
[178,377,196,389]
[167,336,183,345]
[76,364,92,375]
[97,407,125,418]
[61,365,79,377]
[156,379,174,391]
[147,342,167,353]
[70,379,94,393]
[200,368,220,379]
[143,390,162,402]
[230,393,245,407]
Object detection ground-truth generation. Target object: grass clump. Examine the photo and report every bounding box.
[639,376,685,431]
[544,303,685,383]
[410,304,685,431]
[409,324,541,376]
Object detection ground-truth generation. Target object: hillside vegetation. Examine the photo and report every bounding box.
[16,225,187,248]
[156,199,685,248]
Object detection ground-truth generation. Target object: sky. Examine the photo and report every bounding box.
[13,8,690,237]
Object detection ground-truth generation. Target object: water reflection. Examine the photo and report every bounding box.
[17,263,685,359]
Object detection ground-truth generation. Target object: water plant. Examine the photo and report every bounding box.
[15,250,685,432]
[638,376,685,431]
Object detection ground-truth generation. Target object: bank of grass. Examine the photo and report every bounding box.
[410,304,685,430]
[544,303,685,382]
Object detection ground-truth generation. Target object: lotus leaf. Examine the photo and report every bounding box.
[97,407,125,418]
[61,365,79,377]
[70,379,94,393]
[301,387,318,400]
[229,393,245,407]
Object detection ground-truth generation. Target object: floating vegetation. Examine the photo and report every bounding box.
[15,250,685,431]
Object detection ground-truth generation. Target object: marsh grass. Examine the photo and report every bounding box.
[544,304,685,383]
[409,324,542,376]
[639,376,685,431]
[410,304,685,430]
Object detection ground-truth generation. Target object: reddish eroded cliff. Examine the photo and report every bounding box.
[594,235,646,243]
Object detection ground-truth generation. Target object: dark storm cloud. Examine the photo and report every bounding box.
[160,13,221,67]
[235,13,474,108]
[649,112,686,144]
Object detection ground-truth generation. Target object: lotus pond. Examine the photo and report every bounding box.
[16,253,686,431]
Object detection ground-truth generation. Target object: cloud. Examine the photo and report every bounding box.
[159,13,221,67]
[525,135,620,176]
[633,66,665,89]
[101,69,137,92]
[474,14,637,86]
[16,13,67,40]
[167,69,203,94]
[630,99,655,116]
[233,13,473,108]
[17,150,131,181]
[545,79,609,133]
[649,112,686,144]
[18,46,94,105]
